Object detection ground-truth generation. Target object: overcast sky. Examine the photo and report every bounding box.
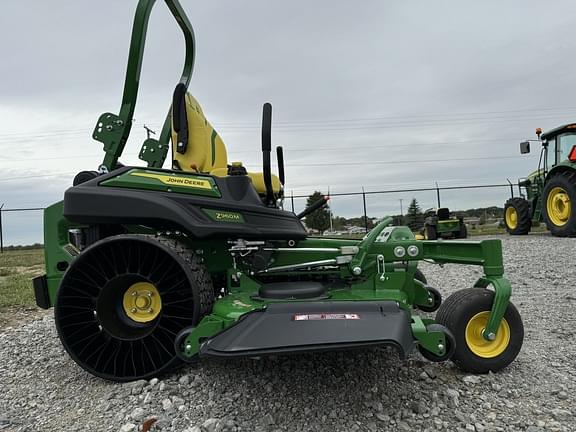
[2,0,576,245]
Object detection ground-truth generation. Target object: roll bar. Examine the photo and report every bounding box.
[93,0,195,172]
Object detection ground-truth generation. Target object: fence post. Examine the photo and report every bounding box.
[0,204,4,253]
[362,187,368,233]
[290,191,295,213]
[435,182,441,208]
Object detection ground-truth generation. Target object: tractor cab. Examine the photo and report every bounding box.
[520,124,576,168]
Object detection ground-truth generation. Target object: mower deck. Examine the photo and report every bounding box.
[199,301,414,358]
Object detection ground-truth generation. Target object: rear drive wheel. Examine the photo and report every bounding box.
[457,222,468,239]
[55,235,214,381]
[503,197,531,235]
[424,224,437,240]
[435,288,523,373]
[543,171,576,237]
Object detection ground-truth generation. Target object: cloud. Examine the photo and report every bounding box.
[2,0,576,244]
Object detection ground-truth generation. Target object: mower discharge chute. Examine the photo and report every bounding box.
[33,0,523,381]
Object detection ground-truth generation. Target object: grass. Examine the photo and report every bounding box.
[0,249,44,308]
[0,226,549,308]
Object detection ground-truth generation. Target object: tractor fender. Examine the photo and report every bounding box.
[545,162,576,183]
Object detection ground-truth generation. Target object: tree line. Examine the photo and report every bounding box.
[303,191,505,233]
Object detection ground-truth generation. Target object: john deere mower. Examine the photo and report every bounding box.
[422,208,467,240]
[32,0,523,381]
[504,125,576,236]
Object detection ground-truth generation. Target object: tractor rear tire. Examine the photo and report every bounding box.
[435,288,524,373]
[424,224,437,240]
[503,197,531,235]
[55,234,214,381]
[543,171,576,237]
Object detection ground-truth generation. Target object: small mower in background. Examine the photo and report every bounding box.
[422,208,467,240]
[32,0,523,382]
[504,125,576,236]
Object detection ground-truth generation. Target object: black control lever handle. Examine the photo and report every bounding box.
[297,195,329,219]
[276,146,285,185]
[261,103,274,205]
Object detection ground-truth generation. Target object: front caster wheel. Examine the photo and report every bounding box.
[435,288,524,373]
[417,286,442,313]
[418,323,456,362]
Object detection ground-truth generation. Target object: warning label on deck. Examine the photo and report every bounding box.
[292,313,360,321]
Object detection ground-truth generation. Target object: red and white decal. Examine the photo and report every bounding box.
[292,313,360,321]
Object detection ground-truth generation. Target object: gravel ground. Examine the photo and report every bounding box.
[1,234,575,432]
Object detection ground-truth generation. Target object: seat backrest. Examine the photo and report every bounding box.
[437,207,451,220]
[170,85,282,198]
[171,86,228,173]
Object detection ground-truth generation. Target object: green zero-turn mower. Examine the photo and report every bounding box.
[504,126,576,236]
[422,208,467,240]
[32,0,524,381]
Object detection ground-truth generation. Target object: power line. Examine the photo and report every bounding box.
[275,155,522,167]
[214,106,576,125]
[0,172,76,183]
[0,138,526,164]
[1,106,576,142]
[0,155,524,183]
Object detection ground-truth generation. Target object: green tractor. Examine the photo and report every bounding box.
[422,208,468,240]
[32,0,523,382]
[504,125,576,236]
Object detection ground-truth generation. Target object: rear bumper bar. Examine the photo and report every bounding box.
[32,275,50,309]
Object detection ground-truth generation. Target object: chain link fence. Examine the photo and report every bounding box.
[0,182,518,250]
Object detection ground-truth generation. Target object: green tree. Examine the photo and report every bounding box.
[304,191,331,234]
[393,215,405,226]
[332,216,347,231]
[405,198,423,231]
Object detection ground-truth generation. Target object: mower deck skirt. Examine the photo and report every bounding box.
[199,301,415,358]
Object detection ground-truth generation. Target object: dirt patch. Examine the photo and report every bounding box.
[0,306,50,331]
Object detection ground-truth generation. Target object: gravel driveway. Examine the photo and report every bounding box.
[1,234,574,432]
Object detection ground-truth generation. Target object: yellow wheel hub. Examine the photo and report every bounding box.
[505,207,518,229]
[122,282,162,323]
[546,187,571,227]
[465,311,510,358]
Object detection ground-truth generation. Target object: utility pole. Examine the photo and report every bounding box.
[328,187,333,232]
[0,204,4,253]
[143,124,156,139]
[362,187,368,233]
[399,199,404,216]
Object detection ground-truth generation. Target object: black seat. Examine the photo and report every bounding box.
[437,208,451,221]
